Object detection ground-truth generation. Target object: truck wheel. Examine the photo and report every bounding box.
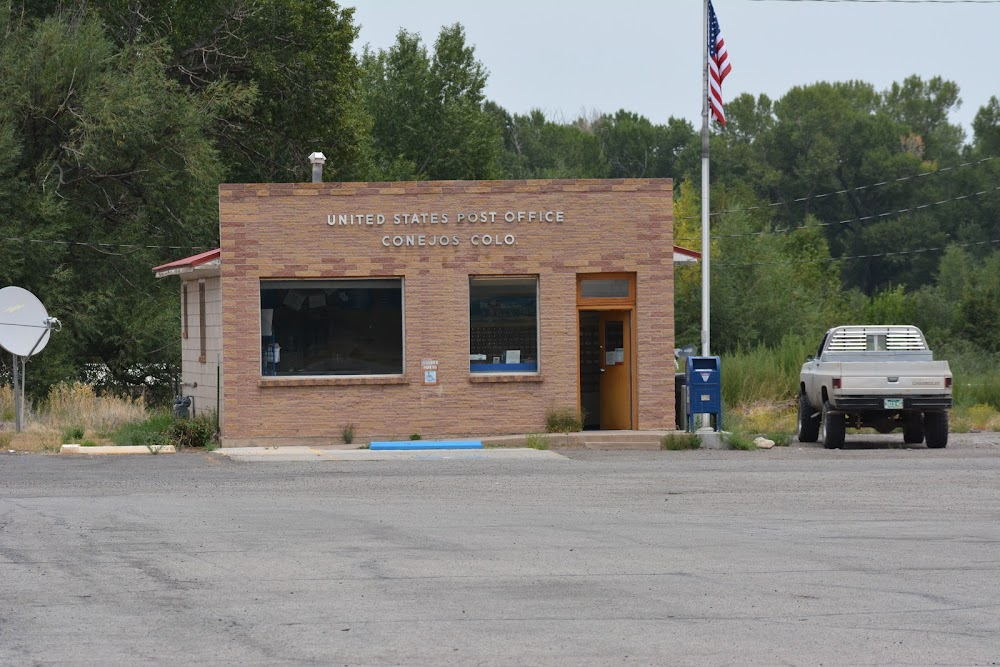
[924,411,949,448]
[902,413,924,444]
[797,393,820,443]
[821,402,845,449]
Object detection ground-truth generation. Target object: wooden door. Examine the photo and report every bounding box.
[598,310,632,429]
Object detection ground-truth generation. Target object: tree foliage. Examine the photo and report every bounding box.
[361,25,503,180]
[2,4,999,399]
[0,6,221,397]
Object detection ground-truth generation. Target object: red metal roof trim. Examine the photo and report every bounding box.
[673,245,701,260]
[152,248,220,273]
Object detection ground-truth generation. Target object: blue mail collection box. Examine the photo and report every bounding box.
[685,355,722,432]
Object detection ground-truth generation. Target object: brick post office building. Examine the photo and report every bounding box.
[157,178,689,447]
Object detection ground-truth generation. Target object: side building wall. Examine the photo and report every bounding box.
[179,275,223,421]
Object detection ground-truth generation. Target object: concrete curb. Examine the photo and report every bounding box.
[61,444,177,455]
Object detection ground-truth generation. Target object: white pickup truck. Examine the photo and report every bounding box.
[798,325,952,448]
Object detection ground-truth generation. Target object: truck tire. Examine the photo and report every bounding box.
[797,393,820,442]
[924,411,949,448]
[902,413,924,444]
[821,401,845,449]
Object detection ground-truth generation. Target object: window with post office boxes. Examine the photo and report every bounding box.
[469,276,539,373]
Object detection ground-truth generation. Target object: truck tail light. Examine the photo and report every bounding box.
[833,378,842,389]
[945,377,952,388]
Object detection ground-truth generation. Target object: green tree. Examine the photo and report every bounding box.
[361,24,503,180]
[494,108,606,179]
[0,8,221,398]
[47,0,374,183]
[592,110,694,179]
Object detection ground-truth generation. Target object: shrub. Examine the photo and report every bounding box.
[725,432,758,450]
[166,415,217,449]
[342,424,356,444]
[545,406,583,433]
[409,433,422,440]
[661,432,701,450]
[61,426,85,443]
[110,412,174,446]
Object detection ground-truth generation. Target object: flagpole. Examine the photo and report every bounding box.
[701,0,711,360]
[700,0,712,430]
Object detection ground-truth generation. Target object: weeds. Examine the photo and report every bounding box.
[61,426,84,443]
[110,412,174,446]
[409,433,422,441]
[524,433,550,450]
[44,382,146,433]
[545,406,583,433]
[342,423,356,444]
[661,433,701,450]
[166,415,217,449]
[725,432,758,451]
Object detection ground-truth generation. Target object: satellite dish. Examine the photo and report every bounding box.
[0,286,52,357]
[0,286,60,433]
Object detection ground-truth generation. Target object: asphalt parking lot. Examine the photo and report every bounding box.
[2,434,998,665]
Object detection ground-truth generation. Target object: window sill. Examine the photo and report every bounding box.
[469,374,543,384]
[258,376,410,387]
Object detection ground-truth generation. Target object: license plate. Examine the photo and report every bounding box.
[884,398,903,409]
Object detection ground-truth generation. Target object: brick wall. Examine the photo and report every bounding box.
[219,179,674,446]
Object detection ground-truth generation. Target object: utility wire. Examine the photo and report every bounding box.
[710,237,1000,268]
[674,182,1000,242]
[0,237,213,252]
[675,156,996,221]
[749,0,1000,4]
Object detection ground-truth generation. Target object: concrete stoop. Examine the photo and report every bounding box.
[482,430,723,451]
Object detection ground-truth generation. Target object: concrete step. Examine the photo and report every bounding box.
[482,431,686,450]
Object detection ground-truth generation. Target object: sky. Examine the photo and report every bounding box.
[350,0,998,140]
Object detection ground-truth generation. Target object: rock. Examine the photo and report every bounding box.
[753,437,775,449]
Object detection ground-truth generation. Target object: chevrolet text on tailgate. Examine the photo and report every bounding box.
[798,326,952,448]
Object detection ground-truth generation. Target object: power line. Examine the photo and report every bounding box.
[710,237,1000,268]
[675,156,996,222]
[749,0,1000,4]
[674,182,1000,242]
[0,237,213,253]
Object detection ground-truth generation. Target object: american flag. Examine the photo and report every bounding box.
[708,0,732,126]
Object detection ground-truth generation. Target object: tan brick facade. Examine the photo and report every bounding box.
[219,179,674,447]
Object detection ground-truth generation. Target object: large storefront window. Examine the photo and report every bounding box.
[260,279,403,376]
[469,276,538,373]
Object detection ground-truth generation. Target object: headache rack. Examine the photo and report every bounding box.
[826,326,928,353]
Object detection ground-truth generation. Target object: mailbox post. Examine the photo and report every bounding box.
[685,356,722,432]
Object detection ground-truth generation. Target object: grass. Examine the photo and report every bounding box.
[110,412,174,446]
[661,433,701,450]
[0,382,222,452]
[724,432,758,451]
[523,433,550,450]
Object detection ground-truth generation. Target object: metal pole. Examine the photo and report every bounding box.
[12,353,21,432]
[701,0,711,360]
[700,0,712,430]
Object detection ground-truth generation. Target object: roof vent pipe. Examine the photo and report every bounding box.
[308,151,327,183]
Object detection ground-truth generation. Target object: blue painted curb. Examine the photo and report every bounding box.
[369,440,483,451]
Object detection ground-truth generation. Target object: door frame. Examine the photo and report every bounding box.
[577,273,637,430]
